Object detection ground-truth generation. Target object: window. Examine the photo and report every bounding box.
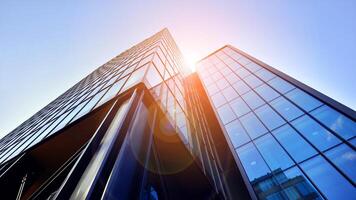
[236,67,251,78]
[228,62,243,71]
[217,104,236,124]
[292,115,341,151]
[240,112,268,139]
[206,83,219,95]
[232,80,250,95]
[325,144,356,182]
[236,143,270,181]
[244,75,263,89]
[255,134,294,170]
[268,77,295,94]
[211,92,227,108]
[225,73,240,84]
[270,96,304,121]
[230,98,251,117]
[245,62,262,72]
[276,167,322,199]
[255,68,276,82]
[255,104,285,131]
[225,119,250,147]
[301,156,356,199]
[272,125,317,162]
[241,91,265,109]
[285,89,323,112]
[222,86,239,102]
[216,78,229,90]
[311,105,356,140]
[255,84,280,102]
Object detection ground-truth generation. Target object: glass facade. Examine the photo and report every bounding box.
[196,46,356,199]
[0,29,191,165]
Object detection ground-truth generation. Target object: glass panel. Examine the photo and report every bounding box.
[211,92,227,108]
[217,104,236,124]
[255,68,276,82]
[255,104,285,131]
[273,125,317,163]
[271,96,304,121]
[225,119,250,148]
[244,62,262,72]
[206,83,219,95]
[325,144,356,182]
[244,74,263,88]
[285,89,323,112]
[236,67,251,78]
[311,105,356,140]
[255,84,280,102]
[275,167,322,199]
[240,112,268,139]
[292,115,341,151]
[241,91,265,110]
[236,143,271,181]
[225,73,240,84]
[221,86,239,102]
[301,156,356,200]
[232,80,250,95]
[268,77,295,94]
[216,78,229,90]
[145,65,163,88]
[230,97,251,117]
[255,134,294,170]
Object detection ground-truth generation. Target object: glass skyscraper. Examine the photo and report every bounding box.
[0,29,355,200]
[196,45,356,200]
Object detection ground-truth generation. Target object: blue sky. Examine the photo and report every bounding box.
[0,0,355,137]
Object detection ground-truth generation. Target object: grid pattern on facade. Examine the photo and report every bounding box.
[0,29,191,165]
[196,46,356,199]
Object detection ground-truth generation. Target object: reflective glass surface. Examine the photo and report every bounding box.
[225,119,250,148]
[240,112,268,139]
[285,89,323,112]
[230,97,251,117]
[241,91,264,109]
[236,143,271,181]
[255,84,280,102]
[325,144,356,182]
[301,156,356,200]
[255,104,285,131]
[273,125,317,162]
[255,134,294,170]
[311,105,356,140]
[268,77,295,94]
[292,115,341,151]
[270,96,304,121]
[217,104,236,124]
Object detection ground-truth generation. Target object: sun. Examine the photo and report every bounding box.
[184,53,199,72]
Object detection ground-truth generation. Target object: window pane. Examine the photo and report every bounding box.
[255,68,276,82]
[271,96,304,121]
[225,119,250,147]
[230,97,251,117]
[301,156,356,199]
[255,134,294,170]
[216,78,229,90]
[276,167,322,199]
[222,86,239,102]
[241,91,264,110]
[311,105,356,140]
[268,77,295,94]
[285,89,323,112]
[225,73,240,84]
[273,125,317,162]
[236,67,251,78]
[240,112,268,139]
[245,62,262,72]
[211,92,227,108]
[244,74,263,88]
[236,143,271,181]
[255,104,285,131]
[292,115,341,151]
[145,66,163,88]
[325,144,356,182]
[255,84,280,102]
[206,83,219,95]
[232,80,250,95]
[217,104,236,124]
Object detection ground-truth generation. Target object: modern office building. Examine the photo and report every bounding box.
[0,29,355,200]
